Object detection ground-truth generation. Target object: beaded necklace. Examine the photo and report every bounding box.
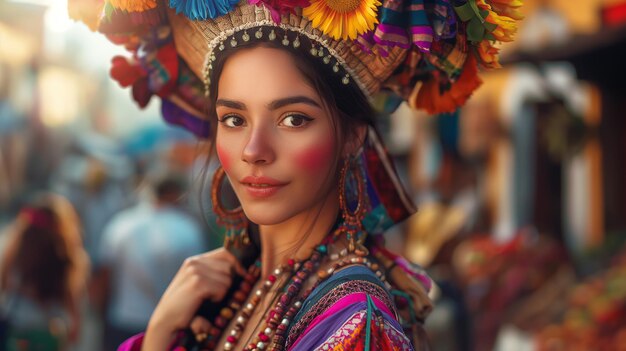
[195,237,386,351]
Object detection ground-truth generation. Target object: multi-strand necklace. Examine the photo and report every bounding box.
[194,238,386,351]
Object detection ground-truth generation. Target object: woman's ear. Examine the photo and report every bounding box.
[342,125,367,157]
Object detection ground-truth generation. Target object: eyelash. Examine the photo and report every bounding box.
[218,114,314,129]
[218,114,245,128]
[280,114,314,128]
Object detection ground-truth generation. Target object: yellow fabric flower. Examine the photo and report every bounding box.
[109,0,157,12]
[476,0,519,42]
[490,0,524,21]
[303,0,381,40]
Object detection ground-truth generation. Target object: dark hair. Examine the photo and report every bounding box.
[0,194,88,305]
[154,174,186,203]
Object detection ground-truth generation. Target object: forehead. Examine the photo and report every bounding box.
[216,47,318,101]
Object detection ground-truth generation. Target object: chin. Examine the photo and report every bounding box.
[242,203,293,226]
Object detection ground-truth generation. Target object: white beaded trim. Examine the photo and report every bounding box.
[201,20,370,98]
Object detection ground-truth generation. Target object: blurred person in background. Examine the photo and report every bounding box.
[0,193,89,351]
[92,172,206,351]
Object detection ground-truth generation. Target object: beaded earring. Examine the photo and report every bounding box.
[336,155,369,255]
[211,166,249,249]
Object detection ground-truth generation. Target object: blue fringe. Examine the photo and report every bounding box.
[169,0,239,20]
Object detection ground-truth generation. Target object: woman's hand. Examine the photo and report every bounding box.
[142,248,246,351]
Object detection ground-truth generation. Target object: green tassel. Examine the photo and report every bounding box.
[391,289,418,325]
[365,295,376,351]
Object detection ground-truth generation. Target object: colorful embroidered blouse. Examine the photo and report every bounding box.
[117,265,420,351]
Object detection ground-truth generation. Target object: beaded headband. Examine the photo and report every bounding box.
[202,24,357,98]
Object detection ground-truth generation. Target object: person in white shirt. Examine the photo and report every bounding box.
[94,173,207,350]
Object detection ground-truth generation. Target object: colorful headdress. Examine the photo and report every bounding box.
[69,0,522,137]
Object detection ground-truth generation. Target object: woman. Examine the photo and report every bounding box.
[0,194,89,350]
[69,0,521,350]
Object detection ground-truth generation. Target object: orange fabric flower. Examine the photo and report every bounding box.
[67,0,104,31]
[109,0,157,12]
[476,40,501,69]
[411,54,482,115]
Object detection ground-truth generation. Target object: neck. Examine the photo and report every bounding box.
[257,188,339,278]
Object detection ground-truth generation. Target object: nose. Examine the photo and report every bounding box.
[242,124,275,165]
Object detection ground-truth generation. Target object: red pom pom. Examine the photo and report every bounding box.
[110,56,144,87]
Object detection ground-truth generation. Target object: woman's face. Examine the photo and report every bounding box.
[215,47,338,226]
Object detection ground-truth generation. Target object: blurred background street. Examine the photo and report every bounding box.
[1,0,626,350]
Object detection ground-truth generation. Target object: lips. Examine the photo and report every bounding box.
[240,176,288,198]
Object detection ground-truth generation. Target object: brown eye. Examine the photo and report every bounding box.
[220,115,245,127]
[281,114,313,128]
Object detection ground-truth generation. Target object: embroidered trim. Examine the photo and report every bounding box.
[286,279,396,348]
[312,311,413,351]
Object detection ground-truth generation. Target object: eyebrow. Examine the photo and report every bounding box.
[215,96,322,111]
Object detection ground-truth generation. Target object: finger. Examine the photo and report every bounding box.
[187,272,231,302]
[190,316,212,341]
[218,249,247,276]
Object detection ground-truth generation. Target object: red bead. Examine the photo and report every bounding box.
[259,334,270,342]
[227,336,237,343]
[268,275,276,283]
[288,259,295,266]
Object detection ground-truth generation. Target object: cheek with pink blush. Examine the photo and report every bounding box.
[292,139,336,173]
[216,144,232,171]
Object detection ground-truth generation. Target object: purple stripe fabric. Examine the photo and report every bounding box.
[288,297,402,351]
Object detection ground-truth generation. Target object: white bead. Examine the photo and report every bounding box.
[340,249,348,257]
[274,268,281,275]
[265,327,272,335]
[330,253,339,260]
[257,341,266,349]
[237,316,246,324]
[224,342,233,350]
[294,301,302,308]
[230,330,238,336]
[281,318,290,325]
[246,303,254,310]
[265,280,272,287]
[256,290,263,296]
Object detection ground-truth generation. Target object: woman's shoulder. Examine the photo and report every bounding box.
[285,264,414,350]
[301,264,396,317]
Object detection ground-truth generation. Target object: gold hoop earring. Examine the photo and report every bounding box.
[337,156,368,255]
[211,166,249,248]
